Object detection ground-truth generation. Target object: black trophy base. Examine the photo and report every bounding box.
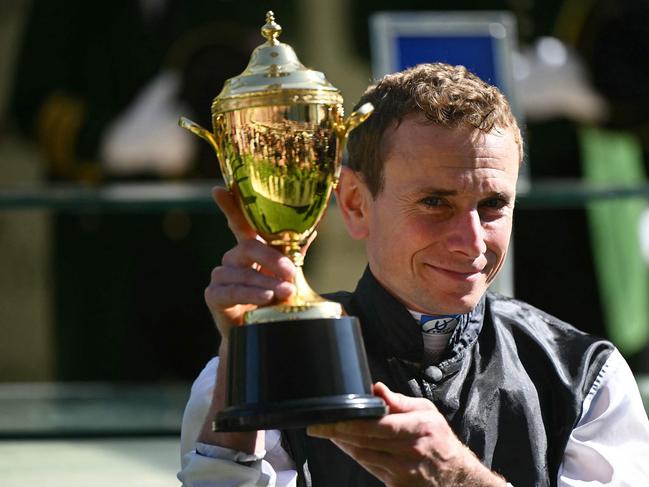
[215,316,387,432]
[215,394,386,432]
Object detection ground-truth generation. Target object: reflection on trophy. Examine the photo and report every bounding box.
[180,11,386,431]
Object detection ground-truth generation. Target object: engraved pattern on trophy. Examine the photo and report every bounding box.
[222,106,340,240]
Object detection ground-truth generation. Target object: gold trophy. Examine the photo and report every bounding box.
[180,11,386,431]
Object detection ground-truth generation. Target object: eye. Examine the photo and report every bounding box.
[479,197,509,211]
[419,196,444,208]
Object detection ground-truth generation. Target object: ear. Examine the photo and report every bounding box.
[334,166,372,240]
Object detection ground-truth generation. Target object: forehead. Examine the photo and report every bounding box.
[381,114,519,187]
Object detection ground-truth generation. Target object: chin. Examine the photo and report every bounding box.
[436,291,484,314]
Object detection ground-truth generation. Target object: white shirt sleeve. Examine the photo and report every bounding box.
[558,348,649,486]
[178,350,649,486]
[177,357,298,487]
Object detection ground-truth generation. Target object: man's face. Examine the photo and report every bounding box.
[364,114,519,314]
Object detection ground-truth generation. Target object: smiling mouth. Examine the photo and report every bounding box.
[424,264,484,281]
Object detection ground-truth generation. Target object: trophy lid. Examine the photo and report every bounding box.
[212,11,343,113]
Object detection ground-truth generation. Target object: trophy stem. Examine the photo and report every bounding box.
[243,243,342,324]
[279,243,304,267]
[290,265,320,305]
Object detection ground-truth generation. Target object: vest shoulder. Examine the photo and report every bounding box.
[485,292,611,345]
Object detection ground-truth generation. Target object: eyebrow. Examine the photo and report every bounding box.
[418,189,514,200]
[418,188,458,196]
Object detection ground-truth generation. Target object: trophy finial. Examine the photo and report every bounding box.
[261,11,282,45]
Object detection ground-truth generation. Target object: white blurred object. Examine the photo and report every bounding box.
[100,70,197,177]
[514,37,608,123]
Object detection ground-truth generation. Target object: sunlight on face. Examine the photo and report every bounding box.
[365,115,520,314]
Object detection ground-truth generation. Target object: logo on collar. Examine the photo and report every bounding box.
[420,315,459,334]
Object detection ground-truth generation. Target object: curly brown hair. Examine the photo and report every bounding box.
[347,63,523,196]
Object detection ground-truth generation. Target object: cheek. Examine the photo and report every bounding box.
[367,212,402,267]
[370,215,429,276]
[484,221,512,262]
[407,214,443,241]
[372,205,426,244]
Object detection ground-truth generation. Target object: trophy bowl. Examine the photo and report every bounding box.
[180,11,386,431]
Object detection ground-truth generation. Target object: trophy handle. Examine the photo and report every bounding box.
[332,102,374,181]
[179,116,233,188]
[343,102,374,135]
[179,116,217,147]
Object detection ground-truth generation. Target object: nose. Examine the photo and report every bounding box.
[446,210,487,258]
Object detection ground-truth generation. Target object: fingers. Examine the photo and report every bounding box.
[205,237,297,332]
[221,239,294,281]
[210,266,291,296]
[301,229,317,255]
[373,382,436,414]
[308,418,417,448]
[329,439,393,478]
[308,383,480,487]
[213,186,257,242]
[208,185,305,333]
[308,399,442,445]
[207,266,295,307]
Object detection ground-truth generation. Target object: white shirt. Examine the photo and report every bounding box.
[178,349,649,486]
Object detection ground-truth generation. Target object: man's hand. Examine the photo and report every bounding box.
[205,186,296,339]
[198,186,296,454]
[307,382,506,487]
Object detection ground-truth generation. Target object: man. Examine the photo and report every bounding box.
[178,63,649,486]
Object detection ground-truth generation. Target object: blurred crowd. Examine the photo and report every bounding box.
[2,0,649,381]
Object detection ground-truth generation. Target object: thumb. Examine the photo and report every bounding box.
[301,229,317,255]
[373,382,436,414]
[212,186,257,242]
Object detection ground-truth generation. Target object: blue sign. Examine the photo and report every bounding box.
[395,35,500,88]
